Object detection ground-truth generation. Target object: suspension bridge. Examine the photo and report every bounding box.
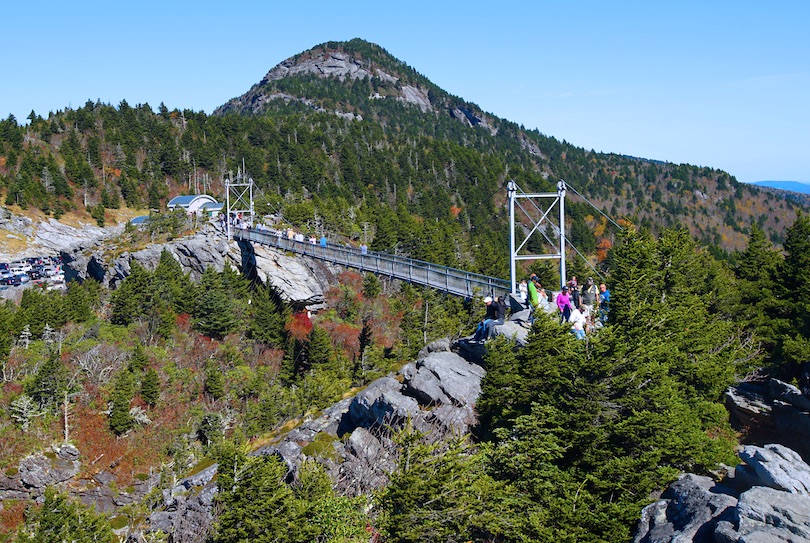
[227,174,617,300]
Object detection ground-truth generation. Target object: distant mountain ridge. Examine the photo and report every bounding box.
[750,181,810,194]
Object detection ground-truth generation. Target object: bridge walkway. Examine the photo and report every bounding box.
[234,228,511,300]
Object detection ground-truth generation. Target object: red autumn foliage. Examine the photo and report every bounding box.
[319,320,361,359]
[0,499,25,536]
[286,312,313,342]
[251,346,284,373]
[596,238,613,262]
[336,270,364,291]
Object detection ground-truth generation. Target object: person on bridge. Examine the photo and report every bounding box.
[320,235,327,247]
[360,243,368,255]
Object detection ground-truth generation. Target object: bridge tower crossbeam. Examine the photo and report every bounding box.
[507,180,567,294]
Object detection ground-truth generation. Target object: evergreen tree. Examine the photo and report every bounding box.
[214,446,294,543]
[378,429,505,543]
[362,272,381,298]
[247,283,287,347]
[306,324,336,374]
[109,370,135,435]
[110,262,154,325]
[775,212,810,373]
[128,343,149,373]
[16,487,113,543]
[205,361,225,400]
[26,351,69,410]
[140,368,160,407]
[193,268,237,339]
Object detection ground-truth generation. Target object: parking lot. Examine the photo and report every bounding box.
[0,255,66,292]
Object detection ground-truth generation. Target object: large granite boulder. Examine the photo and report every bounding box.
[716,486,810,542]
[634,444,810,543]
[17,444,80,492]
[735,444,810,494]
[61,232,329,307]
[726,379,810,462]
[634,474,737,543]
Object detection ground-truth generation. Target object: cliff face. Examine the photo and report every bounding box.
[60,232,331,308]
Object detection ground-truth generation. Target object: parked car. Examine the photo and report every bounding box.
[0,276,21,286]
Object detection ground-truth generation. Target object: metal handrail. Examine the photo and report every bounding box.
[235,228,511,299]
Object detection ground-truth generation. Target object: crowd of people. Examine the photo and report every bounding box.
[474,274,611,343]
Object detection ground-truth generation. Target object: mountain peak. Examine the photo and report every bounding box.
[213,39,494,132]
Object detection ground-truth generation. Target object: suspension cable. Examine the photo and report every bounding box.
[565,183,625,232]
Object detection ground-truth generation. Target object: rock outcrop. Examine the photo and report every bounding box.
[0,444,80,502]
[136,338,486,541]
[726,378,810,462]
[0,207,122,260]
[634,444,810,543]
[61,232,331,308]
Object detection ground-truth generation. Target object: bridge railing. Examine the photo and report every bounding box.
[235,228,511,299]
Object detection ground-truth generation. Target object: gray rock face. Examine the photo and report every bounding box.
[415,352,484,407]
[718,486,810,542]
[18,445,81,491]
[0,207,122,260]
[245,242,329,307]
[148,484,217,543]
[726,380,810,462]
[492,320,529,346]
[634,474,737,543]
[635,444,810,543]
[769,379,810,412]
[736,444,810,494]
[61,232,329,307]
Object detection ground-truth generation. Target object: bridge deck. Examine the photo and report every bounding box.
[235,228,511,300]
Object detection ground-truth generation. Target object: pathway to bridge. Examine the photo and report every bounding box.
[234,228,511,300]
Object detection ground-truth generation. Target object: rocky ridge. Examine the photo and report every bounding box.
[60,232,332,308]
[0,207,123,260]
[141,337,487,542]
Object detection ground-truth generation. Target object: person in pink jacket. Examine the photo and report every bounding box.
[556,285,572,322]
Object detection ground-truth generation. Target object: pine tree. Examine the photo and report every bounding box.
[16,487,113,543]
[26,351,69,410]
[378,429,505,543]
[247,283,287,347]
[109,370,135,435]
[205,361,225,400]
[140,368,160,407]
[306,325,337,374]
[214,447,294,543]
[193,268,237,339]
[128,343,149,373]
[775,212,810,373]
[362,272,381,298]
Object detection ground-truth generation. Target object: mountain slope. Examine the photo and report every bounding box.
[213,38,806,254]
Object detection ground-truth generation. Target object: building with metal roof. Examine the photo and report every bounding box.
[167,195,218,214]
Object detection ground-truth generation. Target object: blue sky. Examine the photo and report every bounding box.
[2,1,808,184]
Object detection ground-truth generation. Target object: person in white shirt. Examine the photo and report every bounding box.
[569,305,587,340]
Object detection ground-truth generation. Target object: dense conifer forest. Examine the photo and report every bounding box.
[0,38,809,542]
